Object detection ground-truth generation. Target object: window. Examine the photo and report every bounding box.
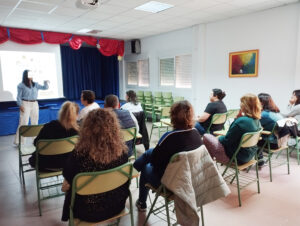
[160,54,192,88]
[126,59,149,87]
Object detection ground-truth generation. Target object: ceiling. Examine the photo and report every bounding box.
[0,0,298,40]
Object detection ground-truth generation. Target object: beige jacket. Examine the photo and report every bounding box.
[161,145,230,226]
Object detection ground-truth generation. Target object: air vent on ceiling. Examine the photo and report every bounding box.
[87,30,102,34]
[75,0,100,9]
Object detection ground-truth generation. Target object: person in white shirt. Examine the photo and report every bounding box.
[78,90,100,122]
[121,90,143,113]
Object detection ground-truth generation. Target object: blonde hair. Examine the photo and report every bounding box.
[58,101,79,131]
[75,108,127,164]
[240,94,261,119]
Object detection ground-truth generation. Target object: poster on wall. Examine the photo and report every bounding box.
[229,49,259,77]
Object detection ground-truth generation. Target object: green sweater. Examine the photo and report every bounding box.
[219,116,261,164]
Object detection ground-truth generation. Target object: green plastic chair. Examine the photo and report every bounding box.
[35,135,78,216]
[206,112,227,134]
[173,96,184,103]
[150,106,171,141]
[18,124,44,185]
[221,129,262,207]
[122,127,139,187]
[226,109,240,127]
[143,153,204,226]
[260,124,290,182]
[144,91,155,121]
[69,162,134,226]
[162,92,173,107]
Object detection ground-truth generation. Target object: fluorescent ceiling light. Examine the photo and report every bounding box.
[77,28,92,33]
[135,1,174,13]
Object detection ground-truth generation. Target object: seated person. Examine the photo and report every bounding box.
[281,89,300,123]
[121,90,143,113]
[257,93,285,149]
[195,88,227,135]
[105,94,139,156]
[133,100,202,211]
[121,90,149,150]
[203,94,262,165]
[77,90,100,122]
[29,101,79,170]
[61,109,129,222]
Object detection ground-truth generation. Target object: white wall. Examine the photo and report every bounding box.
[120,3,300,115]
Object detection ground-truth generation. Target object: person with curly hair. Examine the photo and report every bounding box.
[61,108,129,222]
[133,100,202,211]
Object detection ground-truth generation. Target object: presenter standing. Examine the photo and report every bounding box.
[14,70,49,145]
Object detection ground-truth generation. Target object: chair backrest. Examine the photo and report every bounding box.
[162,92,172,99]
[69,162,133,225]
[207,112,227,133]
[173,96,184,102]
[144,91,152,97]
[19,124,44,138]
[121,127,137,142]
[72,162,133,196]
[161,107,171,118]
[240,130,262,148]
[36,135,78,156]
[226,109,240,119]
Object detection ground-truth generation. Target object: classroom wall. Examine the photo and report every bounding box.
[120,3,300,115]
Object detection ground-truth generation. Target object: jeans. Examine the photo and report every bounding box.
[133,148,161,204]
[195,122,206,135]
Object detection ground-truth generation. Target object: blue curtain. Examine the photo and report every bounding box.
[60,45,119,100]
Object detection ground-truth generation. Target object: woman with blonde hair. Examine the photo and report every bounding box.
[61,108,129,222]
[203,94,262,165]
[28,101,79,170]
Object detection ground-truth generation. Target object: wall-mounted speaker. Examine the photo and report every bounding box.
[131,39,141,54]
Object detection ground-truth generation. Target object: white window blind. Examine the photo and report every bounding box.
[127,62,138,86]
[160,54,192,88]
[126,59,149,87]
[175,54,192,88]
[138,59,149,87]
[160,58,175,86]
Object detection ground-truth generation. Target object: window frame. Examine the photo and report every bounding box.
[125,58,150,88]
[159,53,192,89]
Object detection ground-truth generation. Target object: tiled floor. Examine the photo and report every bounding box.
[1,127,300,226]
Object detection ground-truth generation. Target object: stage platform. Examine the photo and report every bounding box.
[0,99,105,136]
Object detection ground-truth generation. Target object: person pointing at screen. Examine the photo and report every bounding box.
[14,69,49,145]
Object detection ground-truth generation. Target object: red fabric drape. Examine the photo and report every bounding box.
[0,26,124,56]
[0,27,8,44]
[10,28,42,44]
[98,39,124,56]
[43,31,72,44]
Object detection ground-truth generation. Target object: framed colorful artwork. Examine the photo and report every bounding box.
[229,49,259,77]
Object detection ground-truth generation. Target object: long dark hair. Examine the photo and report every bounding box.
[258,93,280,113]
[126,90,138,105]
[22,70,35,88]
[212,88,226,100]
[293,90,300,106]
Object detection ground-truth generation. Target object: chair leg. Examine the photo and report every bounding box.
[129,191,134,226]
[269,152,272,182]
[144,192,160,226]
[36,176,42,216]
[235,169,241,207]
[150,125,154,141]
[287,147,290,175]
[256,161,260,194]
[136,177,139,188]
[164,195,171,226]
[200,206,204,226]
